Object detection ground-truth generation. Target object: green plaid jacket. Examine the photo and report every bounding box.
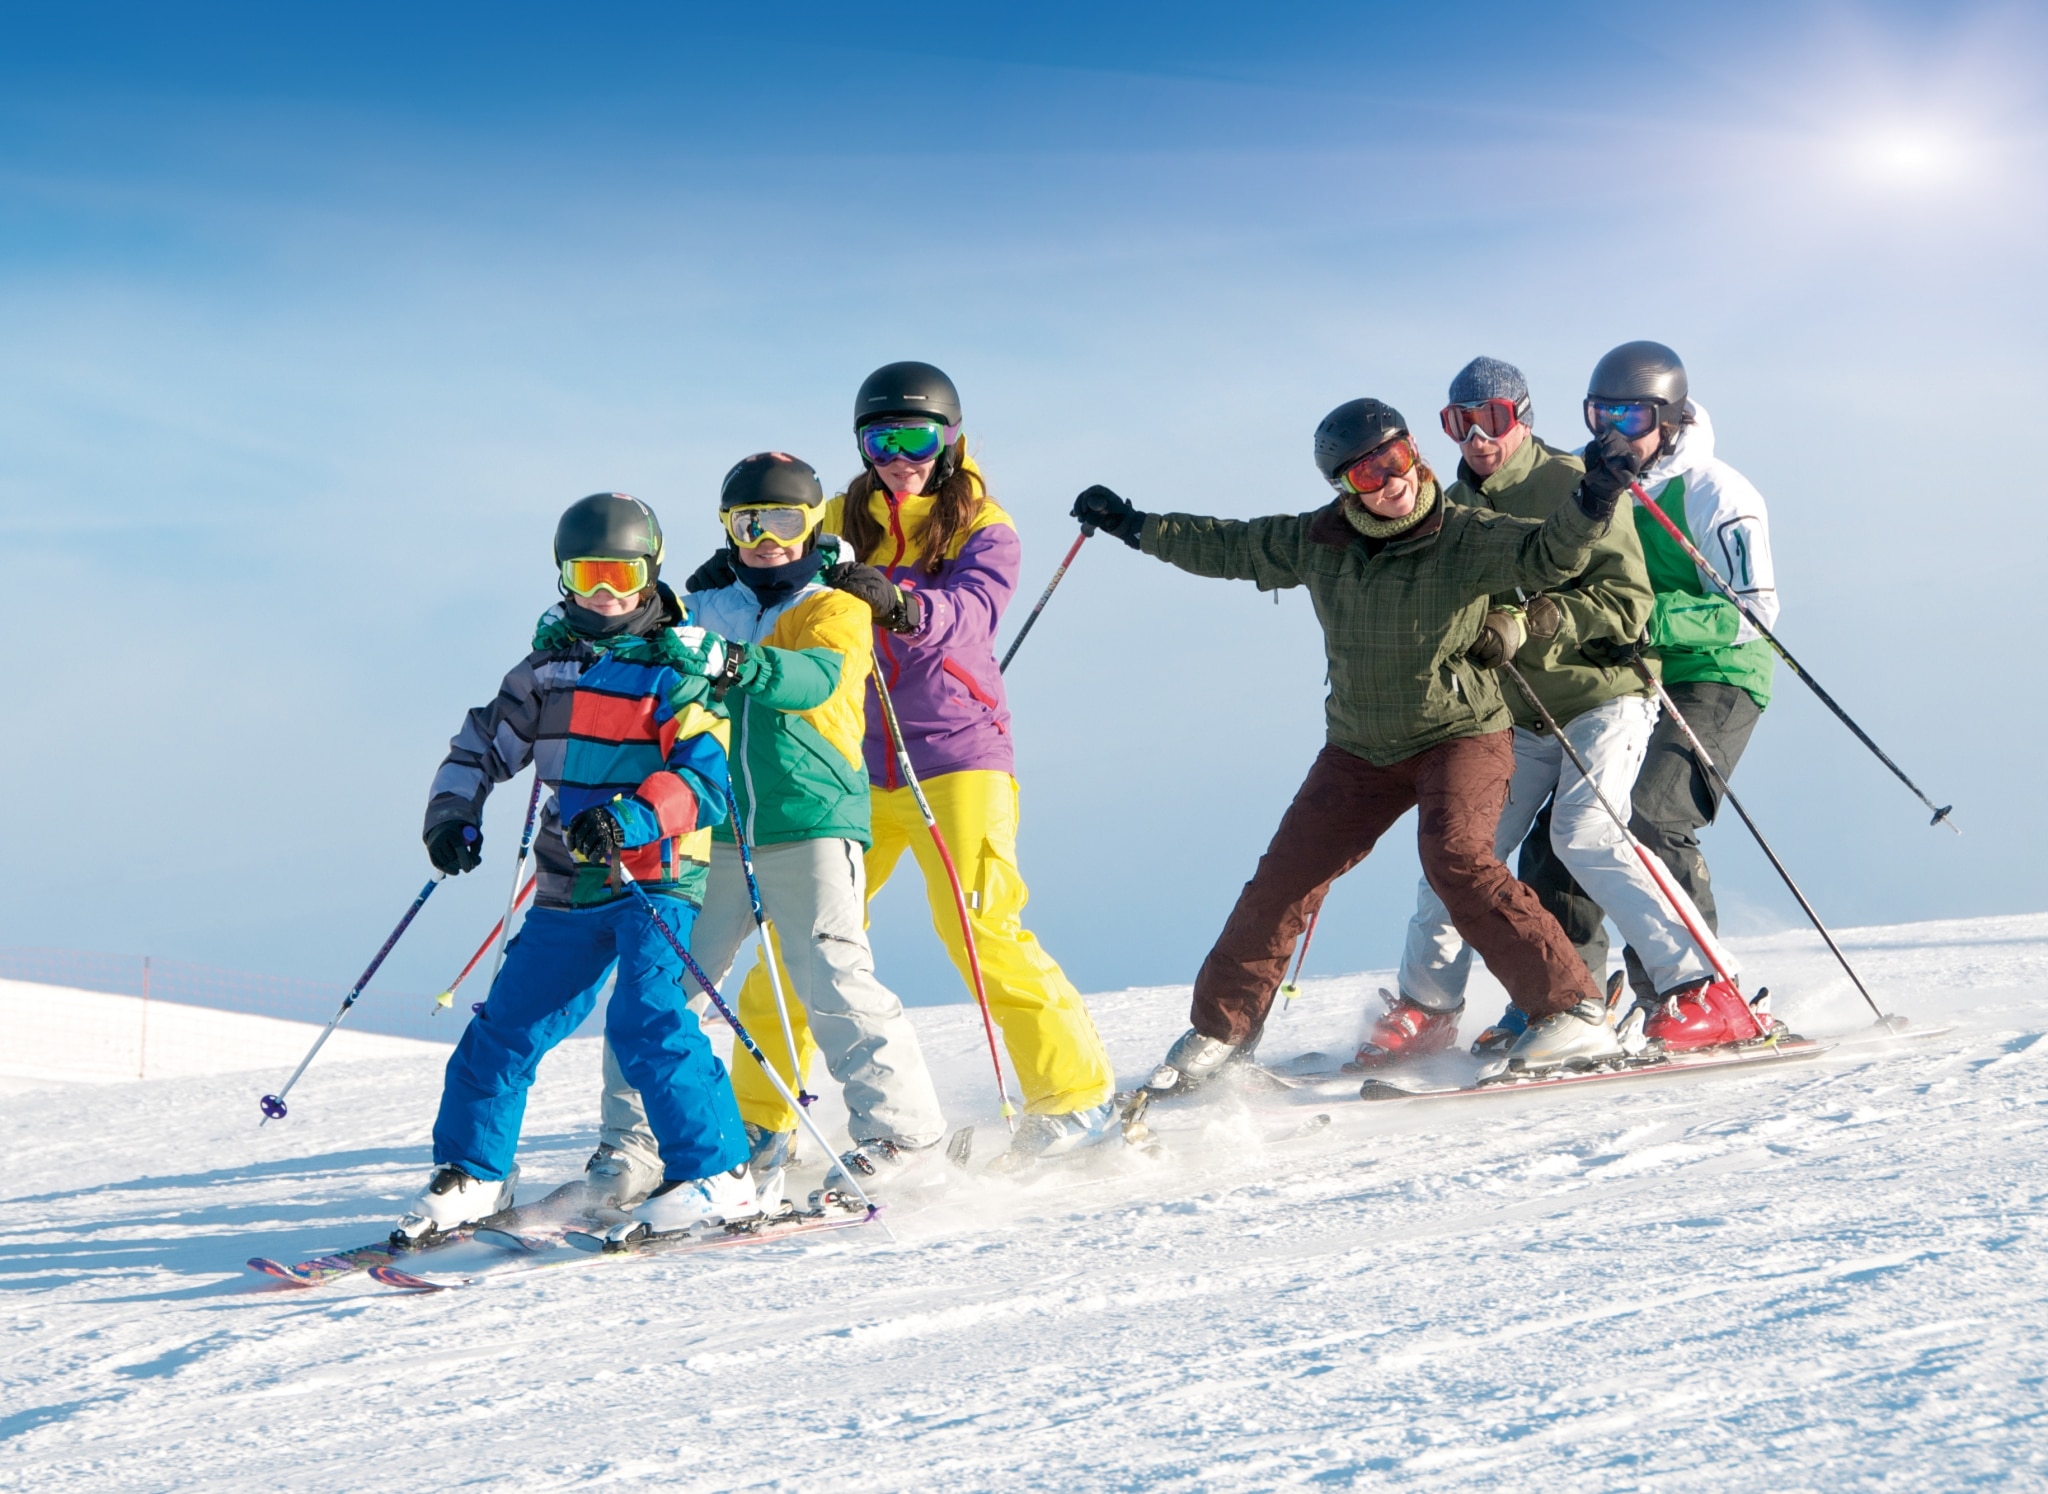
[1141,484,1611,766]
[1453,436,1655,731]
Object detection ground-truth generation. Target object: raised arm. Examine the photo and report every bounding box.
[1069,480,1311,589]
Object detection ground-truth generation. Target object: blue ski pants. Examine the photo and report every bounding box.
[432,895,748,1184]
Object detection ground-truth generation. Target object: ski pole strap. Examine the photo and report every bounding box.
[1626,482,1956,832]
[999,529,1088,674]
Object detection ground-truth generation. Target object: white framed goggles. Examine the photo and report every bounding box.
[725,504,821,547]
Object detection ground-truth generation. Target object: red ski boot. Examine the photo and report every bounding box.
[1642,977,1769,1052]
[1349,990,1461,1071]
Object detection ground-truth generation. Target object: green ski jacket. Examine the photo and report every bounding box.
[1142,484,1612,766]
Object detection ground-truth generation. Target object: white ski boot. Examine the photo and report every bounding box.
[1480,998,1624,1080]
[395,1164,518,1241]
[583,1141,662,1211]
[614,1166,762,1240]
[1143,1028,1243,1097]
[811,1136,940,1209]
[987,1098,1119,1173]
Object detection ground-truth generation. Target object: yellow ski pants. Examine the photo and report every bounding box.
[734,770,1114,1131]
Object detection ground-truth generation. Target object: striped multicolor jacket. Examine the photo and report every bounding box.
[424,588,731,909]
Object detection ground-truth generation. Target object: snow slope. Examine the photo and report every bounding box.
[5,913,2047,1490]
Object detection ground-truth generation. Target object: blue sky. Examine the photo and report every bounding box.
[1,1,2041,1012]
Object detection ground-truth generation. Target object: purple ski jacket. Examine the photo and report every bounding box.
[824,456,1019,787]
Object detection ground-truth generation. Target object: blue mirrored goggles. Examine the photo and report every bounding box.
[1583,399,1669,440]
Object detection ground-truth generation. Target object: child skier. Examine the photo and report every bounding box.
[402,491,754,1240]
[588,453,947,1207]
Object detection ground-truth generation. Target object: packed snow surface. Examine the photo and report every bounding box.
[5,913,2048,1490]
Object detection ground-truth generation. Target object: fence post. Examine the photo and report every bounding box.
[138,955,151,1081]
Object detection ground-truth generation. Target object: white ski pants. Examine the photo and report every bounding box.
[1398,694,1736,1012]
[601,836,946,1160]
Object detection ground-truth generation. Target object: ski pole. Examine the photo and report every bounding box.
[1631,661,1891,1024]
[1498,662,1736,988]
[260,874,445,1122]
[431,872,536,1013]
[487,774,547,986]
[1627,481,1956,832]
[870,666,1019,1130]
[1279,908,1320,1008]
[613,864,887,1232]
[999,529,1088,674]
[722,782,816,1107]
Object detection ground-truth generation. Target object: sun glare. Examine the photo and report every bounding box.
[1853,128,1959,184]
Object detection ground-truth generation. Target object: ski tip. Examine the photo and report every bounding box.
[245,1257,316,1286]
[1357,1079,1416,1103]
[368,1264,445,1291]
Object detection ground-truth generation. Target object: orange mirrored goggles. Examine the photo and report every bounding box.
[560,556,652,598]
[1336,435,1419,495]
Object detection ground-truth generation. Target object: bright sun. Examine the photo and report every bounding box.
[1855,129,1955,183]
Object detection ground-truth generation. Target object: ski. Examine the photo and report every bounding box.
[1358,1036,1835,1101]
[245,1180,592,1287]
[367,1203,880,1292]
[1282,1014,1957,1085]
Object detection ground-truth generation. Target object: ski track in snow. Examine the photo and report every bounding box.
[4,914,2048,1490]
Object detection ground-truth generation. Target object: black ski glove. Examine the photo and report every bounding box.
[685,549,737,594]
[1466,607,1528,670]
[424,819,482,876]
[1574,428,1644,521]
[1070,485,1146,549]
[1581,633,1649,669]
[565,804,625,864]
[831,562,921,633]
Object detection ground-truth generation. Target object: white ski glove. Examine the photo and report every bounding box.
[673,624,727,679]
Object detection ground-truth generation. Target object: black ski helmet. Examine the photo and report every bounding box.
[853,360,963,430]
[554,492,664,569]
[1313,398,1409,485]
[719,451,825,511]
[1587,341,1689,415]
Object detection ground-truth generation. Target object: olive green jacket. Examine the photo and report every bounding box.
[1452,436,1655,731]
[1141,484,1612,766]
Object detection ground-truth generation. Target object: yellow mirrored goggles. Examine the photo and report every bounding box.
[725,504,822,548]
[560,556,652,598]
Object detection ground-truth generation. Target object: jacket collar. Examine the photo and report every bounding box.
[1456,428,1545,499]
[1308,482,1446,556]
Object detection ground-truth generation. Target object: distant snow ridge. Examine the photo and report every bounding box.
[0,977,446,1091]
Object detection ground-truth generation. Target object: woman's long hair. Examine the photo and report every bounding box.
[838,437,987,575]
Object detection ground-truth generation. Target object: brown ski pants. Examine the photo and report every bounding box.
[1190,733,1599,1045]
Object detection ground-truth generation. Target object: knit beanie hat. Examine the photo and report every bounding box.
[1447,356,1531,420]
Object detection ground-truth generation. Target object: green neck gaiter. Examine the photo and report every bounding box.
[1343,479,1438,540]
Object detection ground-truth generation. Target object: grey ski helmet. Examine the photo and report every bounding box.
[1585,341,1690,433]
[719,451,825,511]
[853,360,963,430]
[1314,398,1409,485]
[554,492,665,568]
